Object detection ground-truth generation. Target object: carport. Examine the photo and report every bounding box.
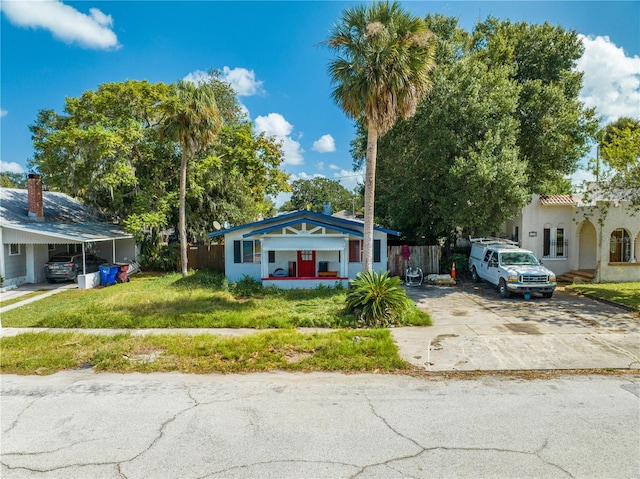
[1,179,136,289]
[1,222,135,288]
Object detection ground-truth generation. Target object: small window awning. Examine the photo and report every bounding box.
[261,237,346,251]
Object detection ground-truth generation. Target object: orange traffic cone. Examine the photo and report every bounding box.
[451,261,456,280]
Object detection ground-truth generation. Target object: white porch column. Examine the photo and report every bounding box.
[261,249,269,278]
[341,237,348,278]
[0,228,5,281]
[25,244,36,283]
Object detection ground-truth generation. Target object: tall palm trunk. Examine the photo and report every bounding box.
[362,124,378,272]
[179,146,189,278]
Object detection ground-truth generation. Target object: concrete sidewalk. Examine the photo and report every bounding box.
[0,282,77,315]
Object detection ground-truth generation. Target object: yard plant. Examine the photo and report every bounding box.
[346,270,411,327]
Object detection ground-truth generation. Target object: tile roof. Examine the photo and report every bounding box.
[539,195,577,206]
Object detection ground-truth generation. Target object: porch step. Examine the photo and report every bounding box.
[557,269,595,284]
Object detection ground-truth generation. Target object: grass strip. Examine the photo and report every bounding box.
[0,330,410,375]
[568,282,640,310]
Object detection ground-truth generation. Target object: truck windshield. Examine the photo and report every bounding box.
[500,252,540,266]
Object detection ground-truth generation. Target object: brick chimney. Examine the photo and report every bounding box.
[27,174,44,221]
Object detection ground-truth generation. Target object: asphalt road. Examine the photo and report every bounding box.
[2,371,639,479]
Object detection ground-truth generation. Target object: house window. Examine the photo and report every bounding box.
[68,244,82,254]
[9,244,20,256]
[543,227,567,259]
[348,239,381,263]
[48,244,55,251]
[609,229,632,263]
[349,240,362,262]
[234,240,261,263]
[300,250,313,261]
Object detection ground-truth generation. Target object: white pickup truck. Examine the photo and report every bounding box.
[469,238,557,298]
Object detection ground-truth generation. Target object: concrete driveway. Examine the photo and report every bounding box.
[394,281,640,371]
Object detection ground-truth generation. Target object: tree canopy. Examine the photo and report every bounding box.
[281,177,358,214]
[29,72,289,261]
[590,117,640,206]
[360,14,598,243]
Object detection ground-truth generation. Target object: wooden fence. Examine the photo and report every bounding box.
[183,244,225,272]
[387,245,440,277]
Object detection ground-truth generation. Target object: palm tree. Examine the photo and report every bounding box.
[326,1,436,272]
[163,80,222,277]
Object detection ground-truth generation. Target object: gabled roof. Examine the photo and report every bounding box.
[0,188,132,243]
[209,209,401,238]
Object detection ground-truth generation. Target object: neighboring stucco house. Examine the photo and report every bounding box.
[209,210,401,289]
[502,194,639,283]
[0,175,136,289]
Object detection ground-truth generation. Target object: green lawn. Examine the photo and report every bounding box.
[1,270,431,329]
[568,282,640,310]
[0,329,411,375]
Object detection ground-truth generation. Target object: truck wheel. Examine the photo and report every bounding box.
[471,267,481,283]
[543,292,553,299]
[498,278,510,298]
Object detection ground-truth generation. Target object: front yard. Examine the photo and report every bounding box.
[1,270,430,375]
[1,271,431,329]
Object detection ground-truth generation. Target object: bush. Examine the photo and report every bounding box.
[231,275,264,297]
[345,270,409,327]
[440,253,468,275]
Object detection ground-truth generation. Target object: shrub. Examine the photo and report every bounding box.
[345,270,409,327]
[440,253,468,275]
[231,275,264,297]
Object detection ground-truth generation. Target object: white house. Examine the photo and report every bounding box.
[0,175,136,289]
[502,194,640,283]
[209,210,401,289]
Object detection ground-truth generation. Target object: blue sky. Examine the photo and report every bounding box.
[1,1,639,204]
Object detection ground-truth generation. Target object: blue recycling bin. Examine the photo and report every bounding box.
[99,264,120,286]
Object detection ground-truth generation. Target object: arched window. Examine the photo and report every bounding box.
[609,229,632,263]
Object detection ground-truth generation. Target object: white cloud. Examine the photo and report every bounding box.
[255,113,304,165]
[333,169,364,192]
[329,164,341,170]
[221,66,264,96]
[290,172,325,182]
[1,0,119,50]
[89,7,112,27]
[183,67,265,97]
[182,70,210,85]
[0,109,7,117]
[316,162,325,170]
[312,134,336,153]
[577,35,640,123]
[0,161,25,174]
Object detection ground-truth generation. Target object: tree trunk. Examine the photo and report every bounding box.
[362,124,378,273]
[179,148,189,278]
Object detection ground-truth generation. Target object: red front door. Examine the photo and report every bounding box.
[297,250,316,277]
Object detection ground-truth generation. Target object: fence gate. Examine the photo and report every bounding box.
[183,244,225,272]
[388,245,440,277]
